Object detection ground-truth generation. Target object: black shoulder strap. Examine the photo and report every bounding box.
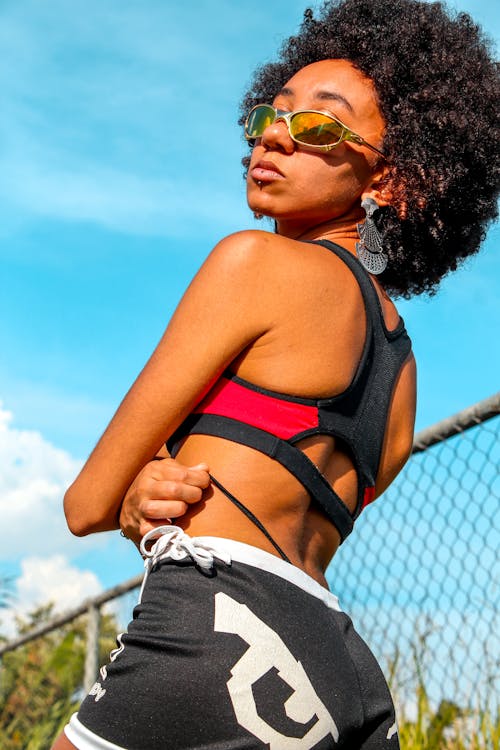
[309,238,412,501]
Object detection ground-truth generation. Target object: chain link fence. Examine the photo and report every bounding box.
[1,393,499,744]
[331,393,500,725]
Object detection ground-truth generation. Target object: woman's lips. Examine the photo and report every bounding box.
[250,160,285,182]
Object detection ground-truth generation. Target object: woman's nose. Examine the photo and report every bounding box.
[260,118,295,154]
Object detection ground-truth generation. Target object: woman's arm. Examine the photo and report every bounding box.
[64,231,272,536]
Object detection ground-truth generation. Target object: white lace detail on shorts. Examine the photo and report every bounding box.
[138,525,232,602]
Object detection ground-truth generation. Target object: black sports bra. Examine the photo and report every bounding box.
[168,240,412,544]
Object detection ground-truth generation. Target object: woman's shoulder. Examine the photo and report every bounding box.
[205,230,367,330]
[212,229,294,260]
[201,232,368,331]
[198,230,308,291]
[208,230,349,280]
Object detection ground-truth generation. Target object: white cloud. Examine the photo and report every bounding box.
[0,402,104,560]
[0,401,141,639]
[17,555,101,610]
[0,555,102,638]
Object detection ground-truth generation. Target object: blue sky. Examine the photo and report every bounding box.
[0,0,498,628]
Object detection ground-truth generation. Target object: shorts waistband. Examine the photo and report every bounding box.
[196,535,341,611]
[140,526,341,612]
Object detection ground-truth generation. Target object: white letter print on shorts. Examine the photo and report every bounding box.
[214,592,339,748]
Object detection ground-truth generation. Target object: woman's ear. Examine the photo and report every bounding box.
[365,167,413,220]
[362,166,393,207]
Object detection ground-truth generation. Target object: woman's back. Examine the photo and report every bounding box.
[63,59,418,584]
[170,230,416,582]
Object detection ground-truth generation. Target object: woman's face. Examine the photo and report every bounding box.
[246,59,386,237]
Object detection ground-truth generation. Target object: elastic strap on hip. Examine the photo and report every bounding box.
[209,473,291,564]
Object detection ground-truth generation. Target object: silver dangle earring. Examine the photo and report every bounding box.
[356,197,388,275]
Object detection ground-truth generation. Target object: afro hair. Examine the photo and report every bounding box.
[240,0,500,297]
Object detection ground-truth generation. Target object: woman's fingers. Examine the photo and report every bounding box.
[140,498,189,519]
[119,457,211,546]
[143,477,206,504]
[151,459,210,493]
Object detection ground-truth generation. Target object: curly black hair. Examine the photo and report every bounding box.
[240,0,500,297]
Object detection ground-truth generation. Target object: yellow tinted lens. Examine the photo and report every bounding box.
[290,112,344,146]
[245,105,276,139]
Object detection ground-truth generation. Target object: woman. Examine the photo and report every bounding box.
[53,0,499,748]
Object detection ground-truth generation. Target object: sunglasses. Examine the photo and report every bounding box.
[244,103,386,160]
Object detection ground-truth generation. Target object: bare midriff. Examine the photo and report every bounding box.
[173,433,358,588]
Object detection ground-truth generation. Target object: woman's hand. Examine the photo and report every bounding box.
[119,457,210,546]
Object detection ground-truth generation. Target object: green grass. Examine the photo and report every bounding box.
[393,666,499,749]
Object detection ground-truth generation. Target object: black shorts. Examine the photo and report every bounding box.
[65,527,399,749]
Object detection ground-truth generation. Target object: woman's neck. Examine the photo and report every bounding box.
[276,211,362,252]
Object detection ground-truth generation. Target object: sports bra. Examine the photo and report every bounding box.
[167,239,412,545]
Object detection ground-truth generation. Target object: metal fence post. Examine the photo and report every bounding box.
[84,603,101,693]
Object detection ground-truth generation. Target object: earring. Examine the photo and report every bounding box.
[356,197,388,275]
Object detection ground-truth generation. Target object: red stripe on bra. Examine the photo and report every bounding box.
[362,486,376,509]
[195,377,318,440]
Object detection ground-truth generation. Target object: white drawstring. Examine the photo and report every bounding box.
[138,525,232,602]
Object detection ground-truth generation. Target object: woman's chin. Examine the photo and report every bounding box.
[247,199,273,219]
